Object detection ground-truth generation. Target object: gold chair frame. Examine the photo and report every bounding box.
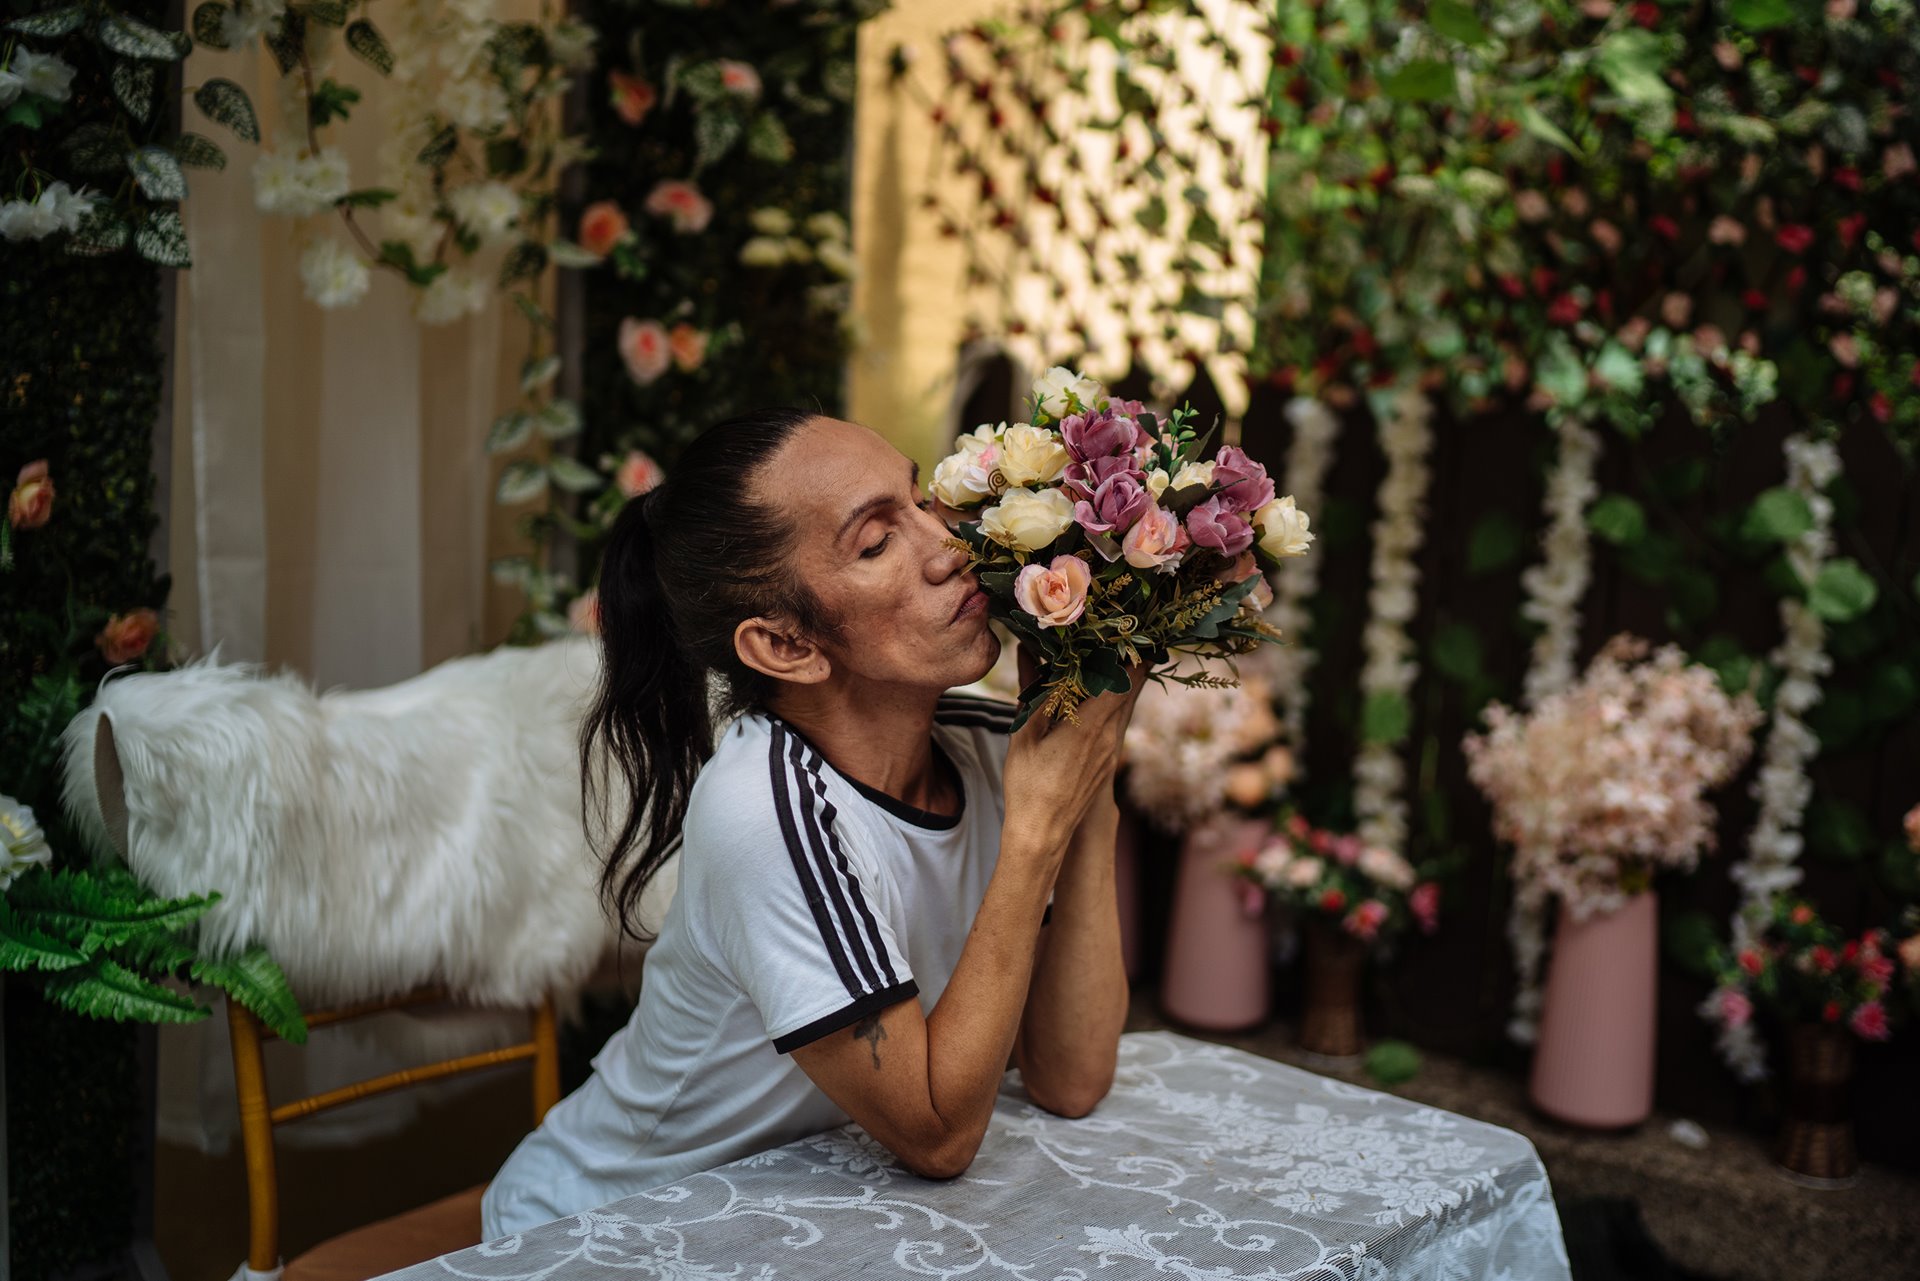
[227,987,561,1272]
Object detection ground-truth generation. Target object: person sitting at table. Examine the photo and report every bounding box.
[482,409,1139,1237]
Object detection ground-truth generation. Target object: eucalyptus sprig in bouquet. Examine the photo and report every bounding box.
[933,367,1313,727]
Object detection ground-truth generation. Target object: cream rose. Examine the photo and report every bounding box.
[1032,365,1104,418]
[1254,495,1314,560]
[1012,554,1092,628]
[929,427,1002,508]
[1170,460,1215,491]
[1358,845,1416,891]
[1145,467,1171,499]
[997,424,1069,487]
[979,486,1075,551]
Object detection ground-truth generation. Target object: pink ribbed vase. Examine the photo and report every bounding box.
[1529,891,1658,1129]
[1159,817,1270,1030]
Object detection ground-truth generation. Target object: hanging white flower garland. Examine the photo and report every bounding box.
[1264,396,1341,759]
[1703,431,1841,1081]
[1504,407,1603,1044]
[1351,384,1435,852]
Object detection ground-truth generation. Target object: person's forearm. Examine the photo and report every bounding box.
[1015,795,1129,1116]
[916,825,1060,1169]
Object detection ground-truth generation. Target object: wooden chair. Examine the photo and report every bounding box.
[227,986,561,1281]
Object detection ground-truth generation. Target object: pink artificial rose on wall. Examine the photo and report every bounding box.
[1013,555,1091,628]
[97,608,158,664]
[644,181,713,234]
[668,323,707,372]
[619,318,670,385]
[9,460,53,529]
[578,201,630,257]
[717,59,761,97]
[615,450,663,498]
[609,71,656,126]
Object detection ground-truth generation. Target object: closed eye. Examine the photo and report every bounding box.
[861,533,894,559]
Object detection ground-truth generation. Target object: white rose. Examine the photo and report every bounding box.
[930,452,989,508]
[299,238,371,309]
[1,794,53,891]
[979,486,1075,551]
[1145,467,1171,499]
[1170,460,1214,491]
[1032,365,1104,418]
[1254,495,1314,560]
[997,424,1069,487]
[749,207,793,235]
[11,48,75,102]
[1358,846,1415,891]
[447,180,520,243]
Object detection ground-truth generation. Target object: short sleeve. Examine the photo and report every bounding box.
[690,720,919,1054]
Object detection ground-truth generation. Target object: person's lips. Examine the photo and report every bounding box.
[951,586,988,623]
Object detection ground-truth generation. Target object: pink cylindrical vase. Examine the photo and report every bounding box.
[1529,891,1658,1129]
[1114,808,1143,983]
[1159,817,1270,1030]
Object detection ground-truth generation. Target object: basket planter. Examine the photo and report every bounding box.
[1776,1022,1857,1185]
[1299,919,1368,1059]
[1529,891,1658,1129]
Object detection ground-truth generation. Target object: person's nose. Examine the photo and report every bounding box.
[920,505,968,581]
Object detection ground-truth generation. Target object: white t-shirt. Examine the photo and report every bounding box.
[482,694,1019,1238]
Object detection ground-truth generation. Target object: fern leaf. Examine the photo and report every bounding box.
[42,958,210,1025]
[0,896,87,971]
[111,928,200,976]
[193,946,309,1044]
[9,869,219,951]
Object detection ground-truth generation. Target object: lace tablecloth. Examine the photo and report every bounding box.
[387,1032,1569,1281]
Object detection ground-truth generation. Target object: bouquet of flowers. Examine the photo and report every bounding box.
[1462,635,1762,921]
[1121,664,1291,833]
[932,366,1313,728]
[1239,813,1440,946]
[1701,896,1901,1082]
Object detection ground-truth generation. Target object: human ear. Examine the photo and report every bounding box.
[734,616,831,686]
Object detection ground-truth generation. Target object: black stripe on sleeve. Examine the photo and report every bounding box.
[771,981,920,1054]
[810,779,902,989]
[788,735,884,993]
[767,724,863,998]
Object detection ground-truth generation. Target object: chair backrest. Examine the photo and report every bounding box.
[226,987,561,1273]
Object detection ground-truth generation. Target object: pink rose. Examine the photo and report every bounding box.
[1849,1001,1889,1041]
[1897,933,1920,972]
[567,589,600,634]
[619,318,671,385]
[1060,409,1146,461]
[1185,496,1254,558]
[1072,469,1153,536]
[1707,215,1746,246]
[578,200,630,257]
[1589,219,1622,255]
[669,323,707,372]
[608,71,656,126]
[1210,446,1274,513]
[1408,882,1440,934]
[8,460,53,529]
[1902,802,1919,851]
[1012,555,1092,628]
[718,59,761,97]
[1829,333,1860,368]
[1718,988,1752,1030]
[644,180,713,234]
[1063,453,1137,499]
[614,449,663,498]
[96,608,159,664]
[1343,899,1388,942]
[1121,503,1190,571]
[1332,834,1362,866]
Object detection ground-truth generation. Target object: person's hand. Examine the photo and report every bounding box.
[1001,645,1143,858]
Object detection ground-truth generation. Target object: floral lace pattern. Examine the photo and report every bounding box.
[397,1033,1567,1281]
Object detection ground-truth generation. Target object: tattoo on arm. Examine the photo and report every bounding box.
[852,1013,887,1070]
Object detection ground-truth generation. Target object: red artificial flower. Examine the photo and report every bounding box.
[1775,224,1816,254]
[1742,289,1769,310]
[1832,166,1862,192]
[1497,274,1526,299]
[1810,945,1837,973]
[1858,952,1895,986]
[1849,1002,1889,1041]
[1837,214,1868,249]
[1790,904,1815,925]
[1738,949,1765,976]
[1319,888,1347,914]
[1822,1000,1842,1023]
[1351,328,1379,358]
[1842,939,1861,963]
[1785,265,1807,293]
[1649,214,1680,241]
[1833,373,1856,401]
[1632,1,1660,27]
[1531,266,1557,296]
[1870,392,1892,423]
[1910,358,1920,389]
[1547,294,1584,326]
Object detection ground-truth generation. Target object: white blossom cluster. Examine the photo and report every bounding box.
[1505,408,1603,1043]
[1262,397,1341,761]
[253,147,352,218]
[1351,385,1435,850]
[1123,669,1282,833]
[0,181,93,242]
[0,46,75,105]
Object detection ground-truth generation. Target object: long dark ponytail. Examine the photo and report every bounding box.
[581,408,841,940]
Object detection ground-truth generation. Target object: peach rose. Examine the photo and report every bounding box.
[644,180,713,234]
[1011,554,1091,628]
[8,460,53,529]
[668,323,707,372]
[717,59,761,97]
[614,449,663,498]
[1223,763,1270,809]
[609,71,656,126]
[578,200,630,256]
[567,589,600,635]
[1121,504,1189,572]
[619,318,670,385]
[96,608,158,665]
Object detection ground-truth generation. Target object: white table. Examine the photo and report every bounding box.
[387,1032,1570,1280]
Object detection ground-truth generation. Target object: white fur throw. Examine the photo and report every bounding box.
[59,638,674,1010]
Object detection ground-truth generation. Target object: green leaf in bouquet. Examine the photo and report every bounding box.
[547,454,601,493]
[7,4,87,36]
[113,59,158,122]
[136,209,192,266]
[172,132,228,170]
[193,945,308,1043]
[190,1,229,47]
[43,957,209,1024]
[345,19,395,74]
[0,895,88,972]
[1361,690,1412,745]
[194,77,260,142]
[1428,0,1488,46]
[1184,573,1259,641]
[129,145,187,201]
[98,10,191,59]
[1080,645,1131,698]
[496,460,549,505]
[1807,559,1876,622]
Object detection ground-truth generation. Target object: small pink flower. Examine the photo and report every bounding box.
[1718,988,1752,1029]
[578,200,630,256]
[1408,882,1440,934]
[1331,834,1363,866]
[1849,1001,1888,1041]
[1829,333,1860,368]
[1712,40,1742,71]
[614,449,663,498]
[1707,215,1747,246]
[1185,497,1254,558]
[1319,887,1346,914]
[619,318,671,385]
[717,59,761,97]
[1121,504,1190,572]
[644,180,713,234]
[1012,554,1092,628]
[567,589,600,635]
[1661,291,1693,328]
[96,608,159,665]
[1589,219,1622,255]
[1513,189,1550,223]
[8,460,53,529]
[608,71,656,126]
[1775,224,1815,255]
[1344,899,1389,942]
[1886,143,1917,181]
[668,323,707,372]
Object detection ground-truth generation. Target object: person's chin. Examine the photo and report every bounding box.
[960,628,1002,684]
